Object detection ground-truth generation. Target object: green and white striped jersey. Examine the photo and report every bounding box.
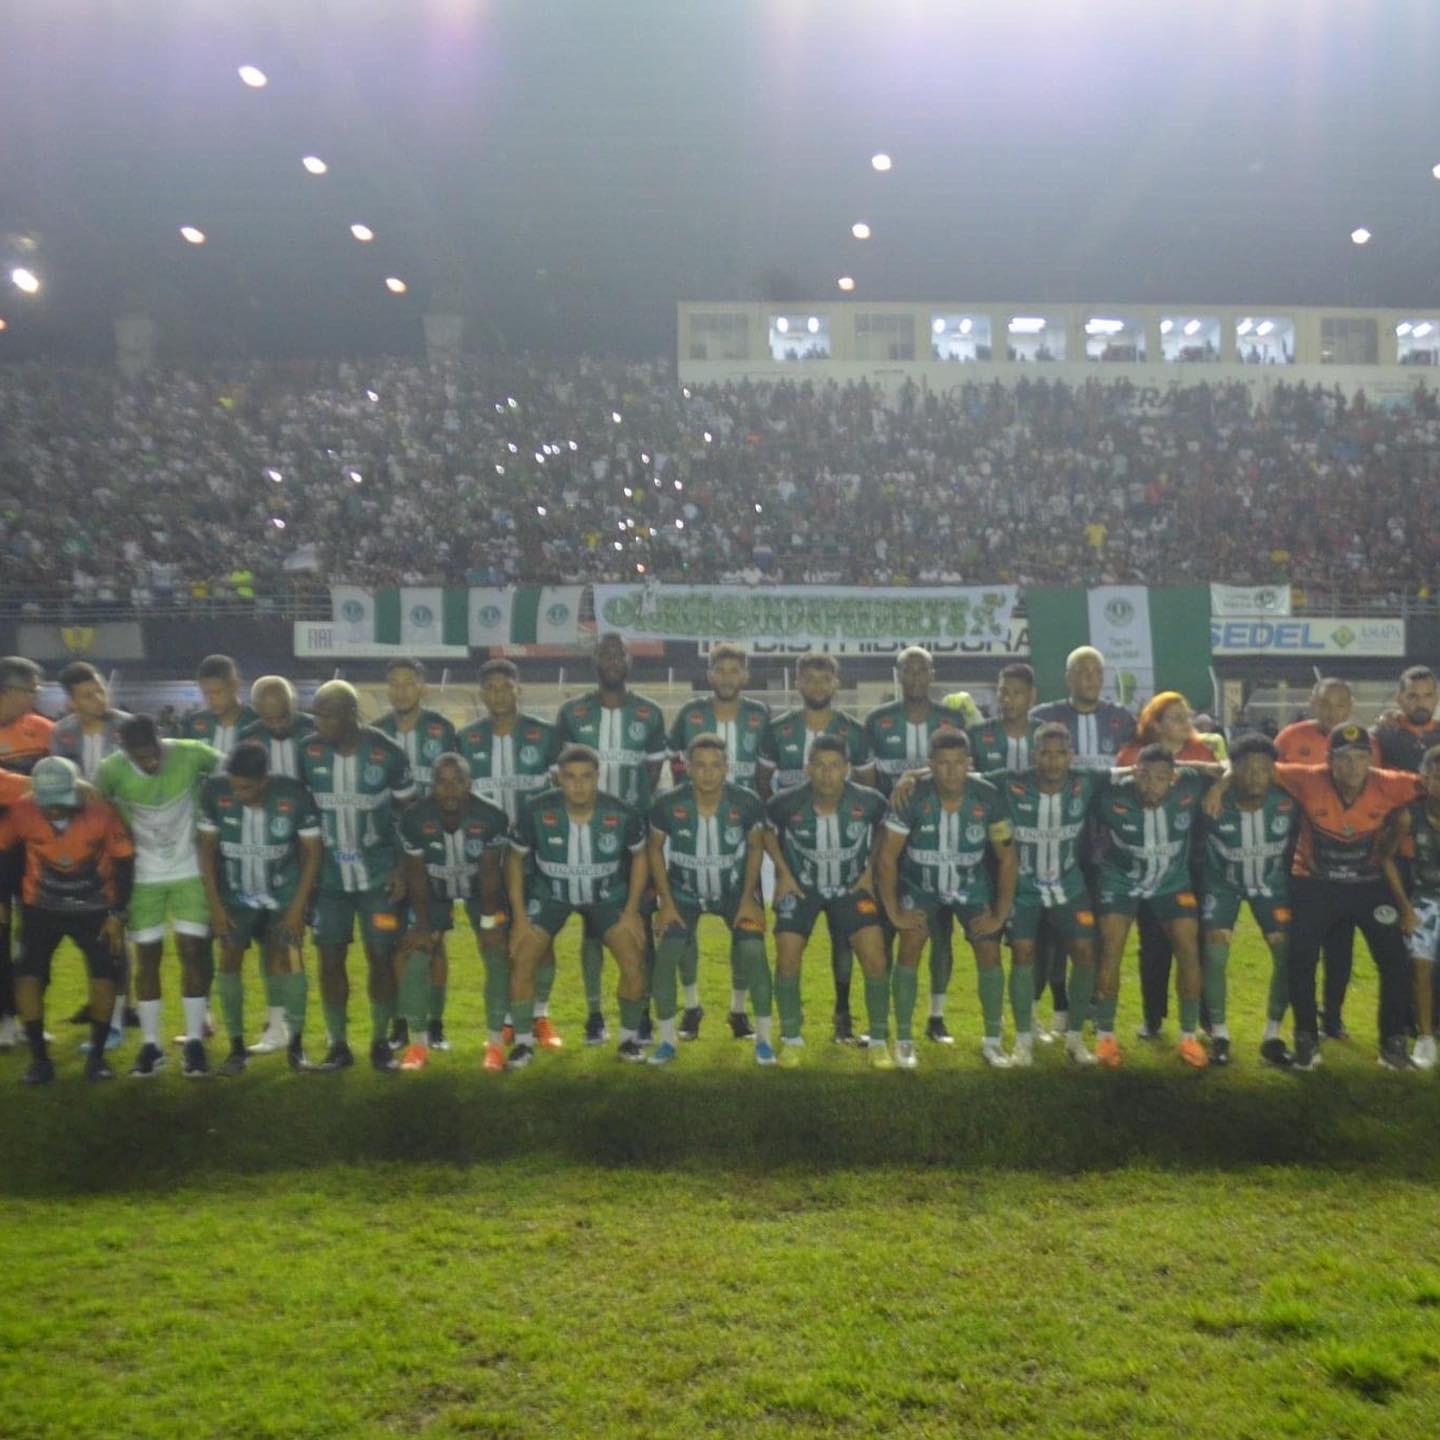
[456,714,561,823]
[1095,770,1209,899]
[555,691,667,809]
[236,713,317,780]
[648,781,766,911]
[180,705,259,755]
[97,739,222,884]
[990,768,1102,906]
[760,708,872,793]
[863,699,955,794]
[399,795,509,906]
[298,727,416,894]
[197,775,321,910]
[376,708,458,797]
[667,697,771,785]
[884,774,1012,906]
[1200,787,1297,899]
[968,719,1042,775]
[767,781,887,898]
[511,788,646,909]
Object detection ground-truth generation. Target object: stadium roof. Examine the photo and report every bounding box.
[2,0,1438,361]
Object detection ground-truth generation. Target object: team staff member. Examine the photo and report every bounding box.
[0,757,134,1085]
[1116,692,1218,1040]
[1220,722,1423,1071]
[0,656,54,1052]
[1275,677,1377,1040]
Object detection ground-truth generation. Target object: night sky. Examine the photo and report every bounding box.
[2,0,1438,361]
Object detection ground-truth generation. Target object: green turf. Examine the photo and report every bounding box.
[4,915,1439,1437]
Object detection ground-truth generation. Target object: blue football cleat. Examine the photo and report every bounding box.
[754,1039,777,1066]
[647,1041,678,1067]
[79,1027,123,1055]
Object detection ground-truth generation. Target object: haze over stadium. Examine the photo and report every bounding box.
[6,4,1440,1438]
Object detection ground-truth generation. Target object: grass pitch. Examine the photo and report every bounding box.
[4,916,1440,1438]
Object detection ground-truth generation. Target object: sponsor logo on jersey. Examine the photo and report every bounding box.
[1175,813,1192,832]
[270,817,291,838]
[1272,815,1290,836]
[966,824,985,843]
[364,765,384,785]
[519,745,540,766]
[1375,904,1399,925]
[597,832,619,855]
[627,720,647,742]
[465,837,486,858]
[846,821,866,840]
[724,826,743,846]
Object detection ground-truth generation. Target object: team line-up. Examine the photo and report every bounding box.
[2,641,1440,1083]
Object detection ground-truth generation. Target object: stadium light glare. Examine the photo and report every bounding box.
[613,541,623,551]
[932,318,946,335]
[495,464,505,474]
[179,225,206,245]
[1183,319,1202,336]
[623,486,633,497]
[851,222,871,240]
[366,389,378,402]
[265,468,283,483]
[347,469,363,483]
[776,317,790,333]
[1433,164,1440,180]
[271,517,286,529]
[507,397,517,408]
[611,410,622,423]
[871,153,892,171]
[507,442,518,453]
[238,65,268,88]
[302,155,328,176]
[1008,317,1046,333]
[1350,227,1371,245]
[806,316,820,333]
[1237,318,1254,336]
[536,506,547,516]
[11,268,40,295]
[534,451,545,463]
[350,223,374,242]
[1160,320,1174,334]
[959,318,972,335]
[569,441,578,451]
[673,479,683,490]
[702,431,713,443]
[676,519,684,529]
[1084,318,1125,335]
[1414,322,1434,338]
[636,563,646,574]
[0,319,7,333]
[837,276,855,291]
[682,387,691,398]
[1256,320,1275,336]
[384,277,407,294]
[755,503,763,513]
[1397,322,1414,336]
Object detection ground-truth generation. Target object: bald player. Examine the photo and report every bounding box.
[298,681,416,1072]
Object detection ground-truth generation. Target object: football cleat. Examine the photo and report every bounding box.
[1178,1035,1210,1069]
[247,1019,289,1056]
[181,1040,211,1078]
[1378,1037,1416,1072]
[924,1015,954,1045]
[286,1037,311,1073]
[647,1041,678,1067]
[370,1039,399,1073]
[981,1039,1013,1069]
[1011,1033,1035,1068]
[398,1042,429,1072]
[894,1039,918,1070]
[778,1037,805,1068]
[505,1042,535,1072]
[1259,1037,1294,1069]
[679,1006,704,1041]
[1413,1034,1437,1071]
[583,1012,609,1046]
[534,1016,564,1050]
[83,1060,116,1084]
[21,1058,56,1086]
[832,1010,857,1045]
[1210,1036,1232,1067]
[482,1041,506,1073]
[426,1020,451,1052]
[315,1042,355,1072]
[218,1042,247,1077]
[1094,1035,1123,1070]
[617,1038,646,1063]
[78,1026,124,1055]
[1065,1033,1099,1066]
[754,1039,777,1066]
[728,1010,755,1040]
[1292,1033,1323,1071]
[868,1039,896,1070]
[129,1042,168,1078]
[388,1017,409,1052]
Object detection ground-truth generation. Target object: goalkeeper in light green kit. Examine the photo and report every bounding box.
[647,734,772,1065]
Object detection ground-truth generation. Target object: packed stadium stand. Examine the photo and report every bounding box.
[4,359,1440,608]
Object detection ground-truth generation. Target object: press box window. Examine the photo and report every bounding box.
[769,314,831,361]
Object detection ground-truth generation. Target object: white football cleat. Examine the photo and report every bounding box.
[1065,1032,1099,1066]
[980,1038,1013,1069]
[1011,1032,1035,1068]
[1413,1034,1437,1071]
[247,1019,290,1055]
[894,1039,918,1070]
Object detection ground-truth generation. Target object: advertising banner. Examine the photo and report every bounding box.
[1210,616,1405,657]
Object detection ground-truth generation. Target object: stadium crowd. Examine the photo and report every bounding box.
[4,643,1440,1087]
[3,359,1440,604]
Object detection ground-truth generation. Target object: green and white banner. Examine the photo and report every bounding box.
[325,585,583,654]
[1027,586,1212,706]
[1210,583,1291,617]
[592,584,1019,647]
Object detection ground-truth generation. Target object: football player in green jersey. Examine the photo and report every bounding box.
[301,681,416,1074]
[506,744,650,1067]
[555,634,667,1044]
[666,643,770,1039]
[181,654,258,753]
[968,664,1041,774]
[98,716,223,1077]
[460,660,566,1050]
[876,729,1017,1069]
[1091,744,1220,1071]
[994,722,1103,1068]
[197,742,323,1075]
[1197,734,1297,1068]
[648,734,770,1065]
[766,735,893,1067]
[399,753,510,1072]
[759,654,877,1045]
[1381,743,1440,1070]
[235,676,317,1053]
[377,659,458,799]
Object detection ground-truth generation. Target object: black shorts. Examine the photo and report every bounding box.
[17,906,121,987]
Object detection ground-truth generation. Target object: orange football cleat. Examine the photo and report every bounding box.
[1095,1035,1123,1069]
[534,1016,564,1050]
[482,1042,506,1073]
[398,1042,429,1072]
[1178,1035,1210,1069]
